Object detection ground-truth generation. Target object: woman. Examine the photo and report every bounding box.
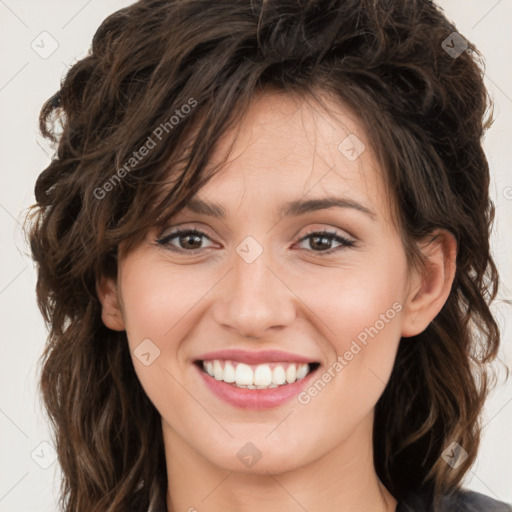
[27,0,511,511]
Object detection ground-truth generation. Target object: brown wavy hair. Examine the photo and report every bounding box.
[25,0,504,510]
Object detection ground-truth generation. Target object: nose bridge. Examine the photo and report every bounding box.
[214,237,295,337]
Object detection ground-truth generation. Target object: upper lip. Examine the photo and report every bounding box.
[196,349,318,365]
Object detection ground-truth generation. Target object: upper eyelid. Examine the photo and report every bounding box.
[157,224,215,241]
[157,222,354,239]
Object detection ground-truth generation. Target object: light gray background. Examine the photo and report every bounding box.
[1,1,511,511]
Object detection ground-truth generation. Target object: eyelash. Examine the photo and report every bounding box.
[155,226,356,256]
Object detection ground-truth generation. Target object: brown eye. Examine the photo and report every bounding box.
[156,228,213,253]
[296,229,355,254]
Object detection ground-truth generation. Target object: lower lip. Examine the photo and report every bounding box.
[195,363,319,410]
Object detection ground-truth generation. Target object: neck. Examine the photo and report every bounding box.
[163,414,396,512]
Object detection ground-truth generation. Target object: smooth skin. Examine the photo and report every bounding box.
[98,91,457,512]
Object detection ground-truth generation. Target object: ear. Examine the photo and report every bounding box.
[96,276,125,331]
[401,230,457,338]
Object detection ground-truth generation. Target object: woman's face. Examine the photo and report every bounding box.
[101,91,426,474]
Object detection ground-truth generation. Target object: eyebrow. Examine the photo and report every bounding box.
[184,196,376,220]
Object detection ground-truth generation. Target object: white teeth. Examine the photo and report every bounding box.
[223,362,236,383]
[254,365,272,386]
[201,360,314,389]
[235,363,254,386]
[296,364,309,380]
[213,360,223,380]
[272,366,286,385]
[285,365,297,384]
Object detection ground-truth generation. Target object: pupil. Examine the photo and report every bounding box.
[181,234,201,249]
[311,235,330,251]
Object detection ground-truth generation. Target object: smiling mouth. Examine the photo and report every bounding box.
[195,359,321,390]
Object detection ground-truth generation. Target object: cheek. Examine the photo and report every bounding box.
[311,284,402,399]
[328,278,404,358]
[118,257,220,402]
[292,248,407,407]
[296,249,407,350]
[119,258,206,346]
[118,260,208,426]
[291,290,404,445]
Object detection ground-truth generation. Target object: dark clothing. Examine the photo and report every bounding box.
[151,487,512,511]
[397,488,512,512]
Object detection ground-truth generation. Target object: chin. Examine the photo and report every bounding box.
[201,437,314,475]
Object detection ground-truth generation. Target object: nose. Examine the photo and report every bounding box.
[212,247,296,339]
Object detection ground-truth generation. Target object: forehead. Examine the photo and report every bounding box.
[184,90,391,223]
